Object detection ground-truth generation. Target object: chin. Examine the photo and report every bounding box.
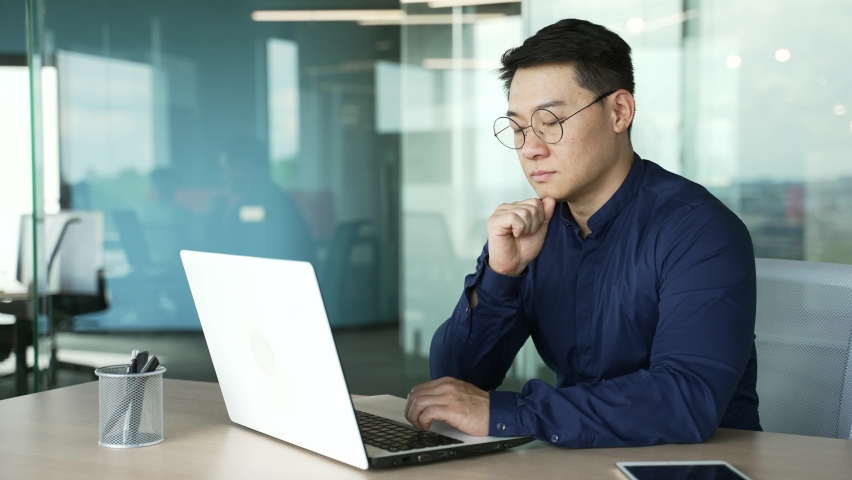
[531,184,570,202]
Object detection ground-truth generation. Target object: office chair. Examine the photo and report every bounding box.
[319,220,380,328]
[16,212,109,385]
[754,258,852,439]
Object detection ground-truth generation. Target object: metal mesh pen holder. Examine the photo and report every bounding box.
[95,364,167,448]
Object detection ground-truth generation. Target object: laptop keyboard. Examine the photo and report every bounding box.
[355,410,463,452]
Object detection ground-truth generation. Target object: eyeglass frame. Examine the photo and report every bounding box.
[493,89,618,150]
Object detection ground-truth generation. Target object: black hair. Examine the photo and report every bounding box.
[498,18,635,133]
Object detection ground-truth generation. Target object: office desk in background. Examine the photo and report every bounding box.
[0,380,849,479]
[0,274,30,396]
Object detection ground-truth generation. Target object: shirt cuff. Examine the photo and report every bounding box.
[477,260,526,300]
[489,390,522,436]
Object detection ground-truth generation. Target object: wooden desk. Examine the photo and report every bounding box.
[0,380,849,479]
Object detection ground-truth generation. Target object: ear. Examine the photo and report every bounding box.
[611,90,635,134]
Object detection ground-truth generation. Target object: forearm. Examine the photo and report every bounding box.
[489,363,734,448]
[430,254,530,390]
[430,290,528,390]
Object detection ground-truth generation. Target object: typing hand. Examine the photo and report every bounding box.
[487,197,556,276]
[404,377,489,436]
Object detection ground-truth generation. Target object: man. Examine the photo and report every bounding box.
[209,137,315,264]
[404,18,761,448]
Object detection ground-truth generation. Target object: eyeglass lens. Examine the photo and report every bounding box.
[493,109,563,149]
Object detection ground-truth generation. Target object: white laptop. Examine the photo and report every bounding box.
[180,250,531,469]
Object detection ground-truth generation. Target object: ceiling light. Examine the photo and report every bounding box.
[421,58,501,69]
[358,13,505,25]
[626,17,644,33]
[252,9,504,25]
[252,10,403,22]
[834,105,846,116]
[775,49,791,62]
[426,0,520,7]
[726,55,742,69]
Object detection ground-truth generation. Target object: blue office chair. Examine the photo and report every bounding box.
[754,258,852,439]
[319,220,380,328]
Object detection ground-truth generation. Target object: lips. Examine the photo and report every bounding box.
[531,170,555,182]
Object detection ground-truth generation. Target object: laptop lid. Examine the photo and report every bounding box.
[180,250,369,470]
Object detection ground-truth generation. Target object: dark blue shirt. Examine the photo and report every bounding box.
[430,154,761,448]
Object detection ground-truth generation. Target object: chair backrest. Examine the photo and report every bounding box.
[754,258,852,439]
[319,220,378,327]
[17,211,104,296]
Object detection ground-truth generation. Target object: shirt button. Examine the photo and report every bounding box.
[551,434,559,443]
[496,423,506,432]
[465,307,470,313]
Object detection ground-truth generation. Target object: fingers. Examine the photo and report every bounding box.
[417,405,454,432]
[406,377,461,430]
[515,198,546,225]
[516,200,545,233]
[508,212,529,238]
[404,378,490,436]
[406,393,450,431]
[488,210,524,238]
[492,200,545,238]
[406,377,457,426]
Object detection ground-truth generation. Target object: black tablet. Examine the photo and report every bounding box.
[616,461,752,480]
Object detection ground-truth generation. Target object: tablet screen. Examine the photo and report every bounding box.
[622,464,748,480]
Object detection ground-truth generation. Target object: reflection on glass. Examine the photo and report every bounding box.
[400,8,527,361]
[58,52,156,184]
[21,1,402,398]
[210,137,315,263]
[268,38,299,168]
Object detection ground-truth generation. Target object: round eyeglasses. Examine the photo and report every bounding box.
[493,90,617,150]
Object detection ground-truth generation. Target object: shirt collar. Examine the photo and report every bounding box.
[560,153,646,236]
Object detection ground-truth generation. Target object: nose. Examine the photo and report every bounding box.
[519,129,550,160]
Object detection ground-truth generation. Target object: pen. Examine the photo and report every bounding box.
[139,355,159,374]
[122,406,132,444]
[129,354,159,440]
[103,350,156,439]
[129,350,139,374]
[135,351,149,374]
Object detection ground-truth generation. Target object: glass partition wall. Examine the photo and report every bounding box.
[400,0,852,388]
[11,0,852,400]
[395,1,533,387]
[13,0,404,398]
[0,0,53,396]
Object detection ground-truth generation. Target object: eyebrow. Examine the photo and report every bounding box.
[506,99,567,118]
